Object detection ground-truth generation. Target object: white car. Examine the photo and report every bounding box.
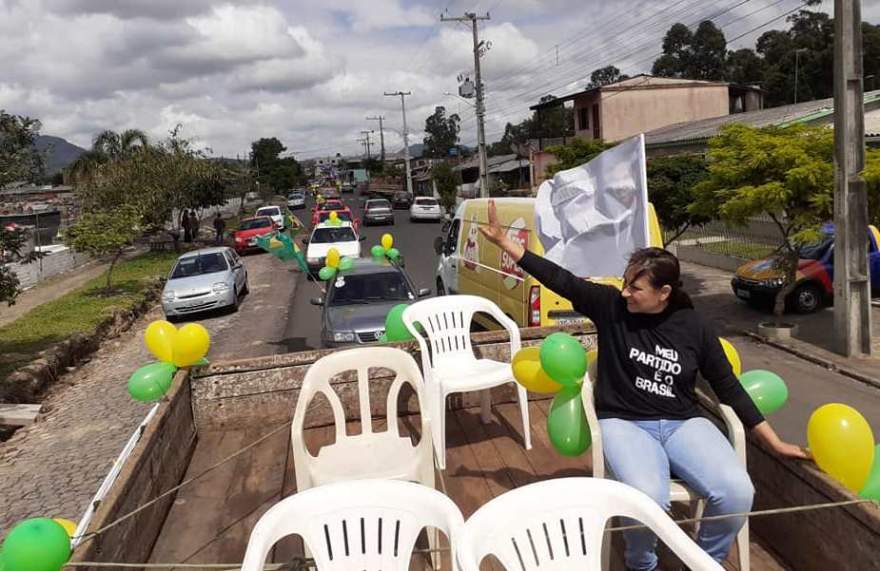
[286,191,306,210]
[305,221,365,274]
[255,205,285,229]
[409,196,444,222]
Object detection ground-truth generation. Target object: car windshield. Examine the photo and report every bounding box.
[394,192,408,199]
[170,253,228,279]
[318,211,352,223]
[257,207,280,216]
[368,200,391,209]
[798,236,832,260]
[415,198,438,206]
[239,218,272,230]
[311,227,357,243]
[328,271,413,306]
[324,202,345,210]
[289,193,303,199]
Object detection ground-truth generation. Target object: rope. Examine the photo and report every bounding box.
[66,498,877,568]
[74,421,294,548]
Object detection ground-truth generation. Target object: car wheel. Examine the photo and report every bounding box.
[436,279,446,296]
[241,278,249,296]
[231,287,240,312]
[791,282,822,313]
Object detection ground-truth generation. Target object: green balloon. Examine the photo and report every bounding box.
[194,357,210,366]
[338,257,354,271]
[739,369,788,415]
[378,334,388,343]
[128,362,175,402]
[858,444,880,500]
[2,518,71,571]
[371,245,385,258]
[540,332,587,386]
[384,303,413,341]
[386,247,401,260]
[547,384,591,457]
[318,266,337,281]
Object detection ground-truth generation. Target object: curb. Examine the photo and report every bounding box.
[740,328,880,391]
[0,279,165,405]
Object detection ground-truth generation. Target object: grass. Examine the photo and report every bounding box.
[701,240,776,260]
[0,251,178,383]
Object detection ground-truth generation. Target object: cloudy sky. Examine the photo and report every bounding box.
[1,0,875,160]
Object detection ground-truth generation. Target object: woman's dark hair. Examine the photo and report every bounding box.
[625,247,693,309]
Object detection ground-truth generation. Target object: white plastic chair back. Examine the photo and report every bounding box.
[456,477,723,571]
[403,294,522,374]
[291,347,432,490]
[241,479,464,571]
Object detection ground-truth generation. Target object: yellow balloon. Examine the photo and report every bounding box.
[329,211,339,221]
[326,247,341,269]
[172,323,211,367]
[807,403,875,492]
[512,347,563,394]
[144,320,177,363]
[53,518,77,538]
[381,233,393,250]
[719,337,742,377]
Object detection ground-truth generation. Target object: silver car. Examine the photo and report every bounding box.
[363,198,394,226]
[311,257,429,347]
[162,247,249,319]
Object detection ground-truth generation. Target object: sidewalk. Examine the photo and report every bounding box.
[682,261,880,444]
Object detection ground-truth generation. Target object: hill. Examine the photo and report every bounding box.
[34,135,86,175]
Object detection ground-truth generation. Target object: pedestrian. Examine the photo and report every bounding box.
[478,199,809,571]
[181,209,192,243]
[213,213,226,246]
[188,211,199,242]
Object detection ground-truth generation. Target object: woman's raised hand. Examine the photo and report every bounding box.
[478,199,505,245]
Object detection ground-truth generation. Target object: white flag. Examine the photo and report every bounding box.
[535,134,650,277]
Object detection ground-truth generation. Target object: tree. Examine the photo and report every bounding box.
[66,206,142,290]
[646,155,711,243]
[422,106,461,158]
[651,23,694,77]
[66,128,149,183]
[690,124,845,318]
[544,139,612,177]
[0,110,44,306]
[725,48,766,86]
[249,137,303,193]
[432,162,460,214]
[588,65,629,88]
[651,21,727,80]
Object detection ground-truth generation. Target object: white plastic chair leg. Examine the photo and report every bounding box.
[479,389,492,424]
[737,519,750,571]
[515,384,532,450]
[601,518,613,571]
[693,498,706,537]
[433,391,448,470]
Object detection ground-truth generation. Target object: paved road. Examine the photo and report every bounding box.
[280,192,444,351]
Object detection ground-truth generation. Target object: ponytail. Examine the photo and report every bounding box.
[627,248,693,309]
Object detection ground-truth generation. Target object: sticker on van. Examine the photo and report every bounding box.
[463,214,480,271]
[502,217,528,290]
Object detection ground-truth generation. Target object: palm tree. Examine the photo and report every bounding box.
[65,128,149,184]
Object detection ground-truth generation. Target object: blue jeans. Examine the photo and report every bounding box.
[599,417,754,571]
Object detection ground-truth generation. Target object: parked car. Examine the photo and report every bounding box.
[255,205,285,229]
[304,221,365,274]
[391,191,412,209]
[311,257,430,347]
[232,216,275,254]
[731,223,880,313]
[409,196,443,222]
[287,191,306,210]
[363,198,394,226]
[161,247,248,319]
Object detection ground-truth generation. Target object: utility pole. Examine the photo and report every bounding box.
[366,115,386,162]
[360,130,374,160]
[442,11,491,198]
[385,91,413,196]
[832,0,870,356]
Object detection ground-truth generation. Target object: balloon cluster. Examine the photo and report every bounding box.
[370,233,400,262]
[808,404,879,499]
[377,303,415,343]
[513,333,590,457]
[720,338,789,416]
[317,247,355,281]
[326,210,342,227]
[1,517,75,571]
[128,321,211,402]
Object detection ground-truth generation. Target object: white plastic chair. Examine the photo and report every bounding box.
[291,346,434,491]
[402,295,532,470]
[241,479,464,571]
[582,359,750,571]
[456,477,724,571]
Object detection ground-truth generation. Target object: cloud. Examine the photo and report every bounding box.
[43,0,261,21]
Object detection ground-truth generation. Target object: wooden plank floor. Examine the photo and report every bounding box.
[150,401,789,570]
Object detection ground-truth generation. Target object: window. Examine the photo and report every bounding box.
[328,272,413,306]
[318,211,352,223]
[257,207,280,217]
[170,253,228,279]
[578,107,589,131]
[240,218,272,230]
[415,197,439,206]
[311,227,357,243]
[446,220,461,253]
[592,104,600,139]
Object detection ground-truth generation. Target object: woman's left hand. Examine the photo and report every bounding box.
[772,441,812,460]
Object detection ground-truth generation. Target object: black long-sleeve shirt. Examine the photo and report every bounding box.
[518,250,765,428]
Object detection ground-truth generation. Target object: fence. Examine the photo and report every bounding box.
[668,216,782,272]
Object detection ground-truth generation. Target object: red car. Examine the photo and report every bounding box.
[311,200,353,226]
[232,216,276,254]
